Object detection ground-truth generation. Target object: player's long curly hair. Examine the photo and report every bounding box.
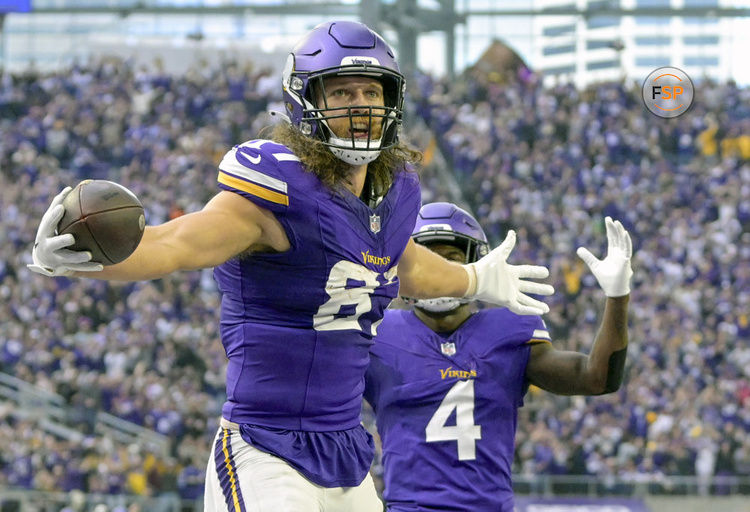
[268,122,422,198]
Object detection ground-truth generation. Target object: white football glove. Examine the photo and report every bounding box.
[27,187,104,277]
[576,217,633,297]
[464,230,554,316]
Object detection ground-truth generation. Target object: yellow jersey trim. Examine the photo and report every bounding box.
[218,171,289,206]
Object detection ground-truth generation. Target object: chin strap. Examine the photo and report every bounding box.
[268,110,291,123]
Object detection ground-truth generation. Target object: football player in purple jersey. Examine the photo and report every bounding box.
[27,22,554,511]
[365,202,633,512]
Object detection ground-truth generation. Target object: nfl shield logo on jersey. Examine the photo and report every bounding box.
[441,342,456,356]
[369,214,381,234]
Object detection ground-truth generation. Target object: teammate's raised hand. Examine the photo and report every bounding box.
[465,230,554,316]
[27,187,103,277]
[576,217,633,297]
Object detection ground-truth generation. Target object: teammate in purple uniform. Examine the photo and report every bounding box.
[365,203,633,512]
[27,22,555,512]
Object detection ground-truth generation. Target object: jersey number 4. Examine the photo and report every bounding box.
[425,380,482,461]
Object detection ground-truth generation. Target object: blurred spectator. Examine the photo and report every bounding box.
[414,68,749,494]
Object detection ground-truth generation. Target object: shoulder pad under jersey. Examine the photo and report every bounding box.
[217,139,302,213]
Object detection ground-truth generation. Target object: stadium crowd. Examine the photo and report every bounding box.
[411,68,749,494]
[0,56,748,505]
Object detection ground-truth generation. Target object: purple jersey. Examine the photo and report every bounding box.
[365,308,551,511]
[213,139,420,487]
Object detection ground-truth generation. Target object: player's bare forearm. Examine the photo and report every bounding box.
[72,218,226,281]
[75,221,202,281]
[586,295,629,393]
[398,240,469,299]
[72,193,267,281]
[526,295,629,395]
[71,225,165,281]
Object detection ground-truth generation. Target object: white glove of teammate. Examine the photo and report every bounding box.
[576,216,633,297]
[27,187,104,277]
[464,230,554,316]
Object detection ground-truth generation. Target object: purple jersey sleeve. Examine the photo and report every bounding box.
[366,308,549,511]
[217,139,297,213]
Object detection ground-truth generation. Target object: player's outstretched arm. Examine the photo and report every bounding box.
[397,231,554,316]
[397,239,471,298]
[526,217,633,395]
[29,189,283,281]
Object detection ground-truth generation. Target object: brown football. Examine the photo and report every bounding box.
[57,180,145,265]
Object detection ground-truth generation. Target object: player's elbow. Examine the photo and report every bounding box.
[584,373,612,396]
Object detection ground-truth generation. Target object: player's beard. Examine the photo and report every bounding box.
[269,122,423,197]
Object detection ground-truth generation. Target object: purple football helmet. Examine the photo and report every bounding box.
[281,20,405,165]
[412,202,489,264]
[411,203,490,313]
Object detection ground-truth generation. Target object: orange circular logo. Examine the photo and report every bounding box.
[642,67,694,118]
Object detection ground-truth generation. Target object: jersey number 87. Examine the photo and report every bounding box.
[314,260,398,335]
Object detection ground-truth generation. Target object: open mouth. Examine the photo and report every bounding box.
[350,126,372,139]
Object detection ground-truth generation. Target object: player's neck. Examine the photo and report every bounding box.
[342,164,369,197]
[414,306,473,334]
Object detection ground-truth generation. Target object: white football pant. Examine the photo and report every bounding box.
[204,425,383,512]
